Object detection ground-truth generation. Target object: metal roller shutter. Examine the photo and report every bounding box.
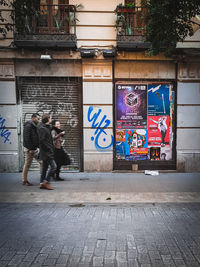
[19,77,82,171]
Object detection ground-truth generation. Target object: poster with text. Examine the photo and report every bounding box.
[125,129,148,158]
[148,84,170,116]
[148,116,170,146]
[116,83,147,128]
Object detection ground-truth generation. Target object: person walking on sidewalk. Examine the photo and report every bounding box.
[22,113,41,186]
[51,120,66,181]
[37,114,56,190]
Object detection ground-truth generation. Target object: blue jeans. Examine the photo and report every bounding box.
[40,159,57,183]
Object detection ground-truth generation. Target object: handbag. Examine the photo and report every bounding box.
[61,147,71,165]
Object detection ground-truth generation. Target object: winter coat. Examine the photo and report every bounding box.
[51,129,64,149]
[23,120,39,150]
[37,123,54,161]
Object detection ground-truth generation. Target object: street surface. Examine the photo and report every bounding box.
[0,172,199,266]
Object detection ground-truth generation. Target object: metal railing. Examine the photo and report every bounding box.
[15,4,76,35]
[116,6,147,37]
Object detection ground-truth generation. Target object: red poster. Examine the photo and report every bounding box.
[148,116,169,146]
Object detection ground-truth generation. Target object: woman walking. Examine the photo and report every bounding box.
[51,120,67,181]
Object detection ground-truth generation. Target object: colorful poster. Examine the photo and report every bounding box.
[116,83,147,128]
[116,130,125,142]
[148,116,170,146]
[148,84,170,116]
[125,129,148,157]
[116,130,125,158]
[116,142,125,158]
[150,147,160,160]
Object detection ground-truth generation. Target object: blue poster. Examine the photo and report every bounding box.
[116,141,125,156]
[148,84,170,116]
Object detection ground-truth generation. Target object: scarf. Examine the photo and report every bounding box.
[52,126,63,134]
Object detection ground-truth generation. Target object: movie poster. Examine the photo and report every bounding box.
[148,116,170,146]
[125,129,148,160]
[116,83,147,128]
[116,130,125,158]
[148,84,170,116]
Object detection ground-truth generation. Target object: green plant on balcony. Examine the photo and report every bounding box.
[115,14,129,35]
[115,2,147,36]
[66,4,83,26]
[10,0,82,35]
[115,3,136,13]
[11,0,40,34]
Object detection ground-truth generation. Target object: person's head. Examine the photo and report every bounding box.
[161,153,166,160]
[31,113,40,124]
[52,120,61,129]
[42,114,51,125]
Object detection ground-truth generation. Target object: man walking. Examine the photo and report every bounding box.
[22,113,41,186]
[37,114,56,190]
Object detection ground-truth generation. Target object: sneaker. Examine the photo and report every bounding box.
[43,182,54,190]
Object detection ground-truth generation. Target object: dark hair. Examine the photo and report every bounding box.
[32,113,40,118]
[42,114,50,124]
[51,120,57,126]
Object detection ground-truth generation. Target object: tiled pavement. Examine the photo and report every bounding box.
[0,172,200,266]
[0,203,200,267]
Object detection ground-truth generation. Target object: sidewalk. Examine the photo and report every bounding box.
[0,173,200,267]
[0,172,200,203]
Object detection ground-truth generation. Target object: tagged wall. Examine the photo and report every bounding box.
[0,64,19,172]
[83,60,113,171]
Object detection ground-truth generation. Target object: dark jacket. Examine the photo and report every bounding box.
[37,123,54,161]
[23,120,39,150]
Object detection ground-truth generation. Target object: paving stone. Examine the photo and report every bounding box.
[42,257,57,266]
[0,251,16,261]
[0,261,10,267]
[0,203,200,267]
[8,254,25,265]
[56,254,70,264]
[32,253,48,264]
[18,262,32,267]
[148,250,161,260]
[174,259,187,267]
[22,252,38,262]
[127,249,137,259]
[93,256,104,267]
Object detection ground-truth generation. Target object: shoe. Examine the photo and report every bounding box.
[43,182,54,190]
[40,184,46,189]
[22,181,33,186]
[54,177,64,181]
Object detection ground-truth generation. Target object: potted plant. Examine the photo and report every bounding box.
[115,2,136,13]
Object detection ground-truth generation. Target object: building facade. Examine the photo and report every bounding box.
[0,0,200,172]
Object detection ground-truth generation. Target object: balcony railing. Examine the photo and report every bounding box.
[116,6,150,50]
[14,4,77,49]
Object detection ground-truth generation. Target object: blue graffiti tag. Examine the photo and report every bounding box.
[0,115,12,144]
[87,106,114,151]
